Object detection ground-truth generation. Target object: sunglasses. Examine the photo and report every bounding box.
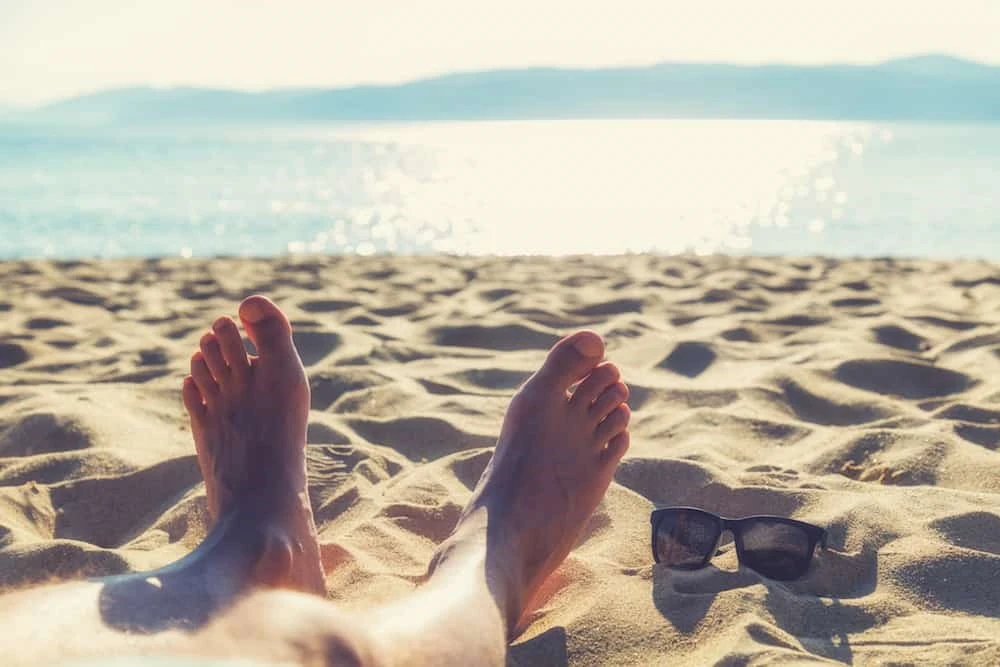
[650,507,827,581]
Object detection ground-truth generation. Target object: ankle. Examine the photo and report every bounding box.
[429,506,526,637]
[226,491,325,595]
[250,524,324,593]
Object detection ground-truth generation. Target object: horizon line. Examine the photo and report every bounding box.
[4,51,997,110]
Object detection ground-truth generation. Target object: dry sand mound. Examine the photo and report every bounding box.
[1,255,999,665]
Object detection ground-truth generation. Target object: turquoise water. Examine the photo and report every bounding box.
[1,120,998,259]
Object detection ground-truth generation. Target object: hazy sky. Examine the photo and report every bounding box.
[3,0,1000,106]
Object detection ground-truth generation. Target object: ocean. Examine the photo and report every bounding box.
[1,119,998,260]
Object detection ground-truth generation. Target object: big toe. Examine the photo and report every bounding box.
[239,295,295,357]
[531,331,605,392]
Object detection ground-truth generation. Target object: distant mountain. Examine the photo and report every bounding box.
[27,55,1000,124]
[877,54,998,78]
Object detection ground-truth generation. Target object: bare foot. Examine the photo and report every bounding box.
[436,331,630,632]
[182,295,324,594]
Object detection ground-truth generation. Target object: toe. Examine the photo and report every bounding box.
[590,381,629,423]
[531,331,605,392]
[601,431,630,467]
[213,316,250,380]
[182,375,206,419]
[190,352,219,405]
[238,295,295,358]
[595,404,631,444]
[569,362,620,409]
[199,332,229,384]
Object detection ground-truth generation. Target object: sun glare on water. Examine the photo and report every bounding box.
[308,119,876,256]
[0,119,899,259]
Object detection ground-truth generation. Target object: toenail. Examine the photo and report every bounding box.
[213,317,235,332]
[239,297,269,322]
[570,333,603,358]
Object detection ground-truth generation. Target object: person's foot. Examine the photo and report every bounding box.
[435,331,631,632]
[182,295,324,594]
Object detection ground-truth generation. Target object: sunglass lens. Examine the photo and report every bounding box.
[655,510,719,568]
[739,520,813,580]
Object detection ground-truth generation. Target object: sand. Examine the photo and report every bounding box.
[1,254,999,665]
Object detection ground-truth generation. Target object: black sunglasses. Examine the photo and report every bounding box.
[650,507,827,581]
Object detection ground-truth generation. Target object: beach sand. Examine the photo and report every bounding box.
[1,254,999,665]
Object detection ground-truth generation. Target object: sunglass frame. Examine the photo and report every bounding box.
[650,506,827,579]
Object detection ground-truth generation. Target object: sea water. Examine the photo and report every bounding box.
[1,119,998,260]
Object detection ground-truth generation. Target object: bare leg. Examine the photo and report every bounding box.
[0,296,327,664]
[0,303,629,667]
[183,295,324,594]
[201,329,631,666]
[363,330,631,665]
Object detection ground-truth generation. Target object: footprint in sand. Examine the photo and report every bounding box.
[25,318,69,330]
[478,288,518,301]
[0,342,30,369]
[658,341,716,378]
[431,324,557,351]
[952,424,1000,449]
[832,297,881,309]
[834,359,974,399]
[778,377,892,426]
[763,314,830,327]
[0,413,93,456]
[872,324,928,352]
[43,286,106,306]
[567,298,644,317]
[719,327,759,342]
[288,330,342,366]
[930,511,1000,555]
[298,299,360,313]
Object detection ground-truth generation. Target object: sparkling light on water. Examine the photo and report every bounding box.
[327,120,868,256]
[0,120,996,259]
